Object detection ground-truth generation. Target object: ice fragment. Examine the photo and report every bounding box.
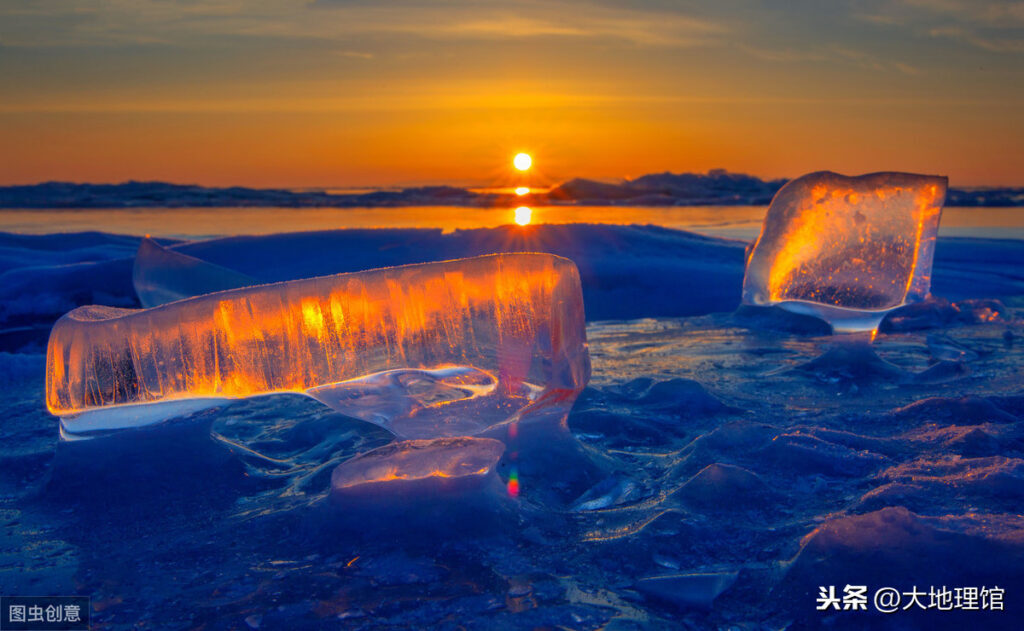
[742,171,946,333]
[133,237,255,307]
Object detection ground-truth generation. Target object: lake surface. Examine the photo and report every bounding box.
[0,205,1021,241]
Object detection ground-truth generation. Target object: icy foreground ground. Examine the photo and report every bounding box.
[0,225,1022,629]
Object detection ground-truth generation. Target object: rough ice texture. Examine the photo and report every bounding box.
[742,171,947,332]
[46,253,590,437]
[133,237,254,307]
[635,572,739,610]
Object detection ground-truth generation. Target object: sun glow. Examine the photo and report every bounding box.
[514,206,532,226]
[513,153,532,171]
[515,186,530,196]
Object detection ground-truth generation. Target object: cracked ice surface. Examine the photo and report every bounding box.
[46,253,590,438]
[742,171,947,333]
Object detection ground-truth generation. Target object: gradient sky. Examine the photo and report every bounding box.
[1,0,1022,187]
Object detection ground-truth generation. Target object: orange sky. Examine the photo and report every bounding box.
[1,1,1022,187]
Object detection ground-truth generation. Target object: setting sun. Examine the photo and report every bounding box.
[514,206,532,225]
[513,153,532,171]
[515,187,530,196]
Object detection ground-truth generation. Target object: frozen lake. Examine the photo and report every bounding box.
[1,224,1022,629]
[0,205,1022,241]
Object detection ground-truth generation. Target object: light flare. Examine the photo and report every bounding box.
[506,466,520,497]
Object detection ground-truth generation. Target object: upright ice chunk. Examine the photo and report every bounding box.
[133,237,255,307]
[47,253,590,438]
[742,171,947,333]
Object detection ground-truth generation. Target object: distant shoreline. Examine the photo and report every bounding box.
[3,170,1022,209]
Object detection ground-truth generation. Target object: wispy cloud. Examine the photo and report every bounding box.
[859,0,1024,54]
[927,24,1024,52]
[832,46,922,74]
[335,50,374,59]
[313,2,730,48]
[0,0,728,49]
[736,45,829,63]
[737,43,920,75]
[905,0,1024,25]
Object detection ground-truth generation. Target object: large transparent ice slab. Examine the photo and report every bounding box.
[47,253,590,438]
[742,171,947,333]
[133,237,255,307]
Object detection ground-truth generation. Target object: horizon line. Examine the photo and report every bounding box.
[5,170,1024,191]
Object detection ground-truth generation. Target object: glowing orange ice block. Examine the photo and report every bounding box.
[742,171,947,333]
[46,253,590,438]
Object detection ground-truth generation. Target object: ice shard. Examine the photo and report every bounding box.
[330,437,505,501]
[133,237,255,307]
[742,171,947,333]
[47,253,590,438]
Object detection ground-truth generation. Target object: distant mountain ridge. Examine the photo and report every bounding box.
[0,181,482,209]
[546,169,787,206]
[2,170,1021,208]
